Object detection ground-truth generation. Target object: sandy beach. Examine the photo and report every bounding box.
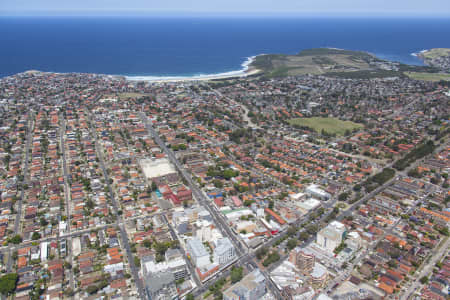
[125,56,262,82]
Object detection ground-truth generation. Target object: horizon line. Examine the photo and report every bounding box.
[1,10,450,18]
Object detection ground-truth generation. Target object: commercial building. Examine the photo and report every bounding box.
[186,238,210,268]
[144,271,178,300]
[142,252,188,281]
[40,242,48,262]
[316,221,346,253]
[296,198,321,215]
[213,237,236,265]
[140,158,177,180]
[223,269,266,300]
[305,184,331,201]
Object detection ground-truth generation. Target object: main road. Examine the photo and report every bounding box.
[139,112,285,299]
[139,112,246,257]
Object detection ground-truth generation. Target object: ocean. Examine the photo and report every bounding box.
[1,16,450,79]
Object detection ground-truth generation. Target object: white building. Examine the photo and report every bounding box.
[296,198,321,214]
[289,192,306,202]
[104,262,124,274]
[223,269,266,300]
[139,157,176,180]
[346,231,362,249]
[305,184,331,201]
[40,242,48,261]
[142,254,188,281]
[316,221,346,253]
[213,238,236,265]
[196,225,213,242]
[59,221,67,235]
[186,238,210,268]
[224,208,254,221]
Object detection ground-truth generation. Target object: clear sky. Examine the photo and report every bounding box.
[1,0,450,17]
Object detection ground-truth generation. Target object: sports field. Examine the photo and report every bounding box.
[288,117,363,135]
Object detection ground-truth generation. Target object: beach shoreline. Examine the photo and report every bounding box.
[124,55,262,82]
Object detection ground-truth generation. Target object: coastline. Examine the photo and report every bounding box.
[411,49,428,58]
[124,55,261,82]
[16,57,262,83]
[12,47,434,82]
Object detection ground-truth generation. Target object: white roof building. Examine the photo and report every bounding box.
[213,237,236,265]
[40,242,48,261]
[186,238,210,268]
[297,198,321,214]
[305,184,331,201]
[316,221,346,253]
[289,192,306,201]
[139,158,176,179]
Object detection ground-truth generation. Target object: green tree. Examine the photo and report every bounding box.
[338,192,349,202]
[154,242,169,256]
[223,169,238,180]
[32,232,41,240]
[230,266,243,283]
[0,273,18,295]
[151,181,157,191]
[213,179,223,188]
[134,256,141,268]
[299,231,309,241]
[10,235,22,244]
[86,285,99,294]
[186,294,194,300]
[143,239,152,249]
[287,238,298,250]
[287,226,297,237]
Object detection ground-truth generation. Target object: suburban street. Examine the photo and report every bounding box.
[88,112,147,300]
[58,115,75,291]
[6,111,33,273]
[400,237,449,300]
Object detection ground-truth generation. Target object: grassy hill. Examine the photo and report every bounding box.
[419,48,450,59]
[417,48,450,73]
[250,48,436,79]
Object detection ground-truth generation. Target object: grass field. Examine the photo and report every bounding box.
[404,72,450,82]
[288,117,363,135]
[103,93,149,99]
[421,48,450,59]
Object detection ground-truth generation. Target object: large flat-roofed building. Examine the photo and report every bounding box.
[144,271,178,300]
[223,269,266,300]
[186,238,210,268]
[305,184,331,201]
[316,221,346,253]
[140,158,177,180]
[142,253,188,281]
[296,198,321,215]
[213,237,236,265]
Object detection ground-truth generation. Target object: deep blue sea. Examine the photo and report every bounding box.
[1,16,450,78]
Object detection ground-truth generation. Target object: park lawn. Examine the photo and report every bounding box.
[288,117,363,135]
[404,72,450,82]
[103,93,149,99]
